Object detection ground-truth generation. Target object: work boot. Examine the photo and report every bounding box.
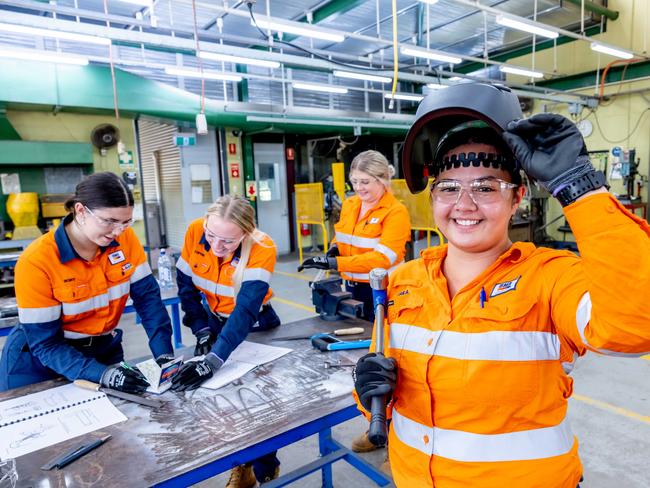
[225,464,257,488]
[351,430,384,453]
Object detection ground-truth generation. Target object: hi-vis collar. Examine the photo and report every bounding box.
[490,276,521,298]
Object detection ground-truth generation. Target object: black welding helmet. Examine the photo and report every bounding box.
[402,82,523,193]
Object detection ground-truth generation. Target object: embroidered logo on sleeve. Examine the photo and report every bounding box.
[490,276,521,298]
[108,250,126,265]
[122,262,132,272]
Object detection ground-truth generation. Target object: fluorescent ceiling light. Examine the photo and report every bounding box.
[448,76,462,81]
[333,70,391,84]
[384,93,424,102]
[496,15,559,39]
[165,67,242,81]
[400,46,462,64]
[198,52,280,69]
[0,22,111,45]
[292,82,348,94]
[254,18,345,43]
[499,65,543,79]
[117,0,153,6]
[590,42,634,60]
[246,115,411,130]
[426,83,448,90]
[418,0,440,4]
[0,48,88,65]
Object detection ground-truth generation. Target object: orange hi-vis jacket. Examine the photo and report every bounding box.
[17,224,160,339]
[333,191,411,283]
[358,194,650,488]
[176,218,275,319]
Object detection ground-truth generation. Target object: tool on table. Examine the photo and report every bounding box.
[368,267,389,447]
[310,276,364,321]
[271,326,366,341]
[324,359,356,369]
[311,333,371,351]
[74,380,163,409]
[41,435,111,470]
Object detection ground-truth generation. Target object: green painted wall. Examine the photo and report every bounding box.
[6,111,146,241]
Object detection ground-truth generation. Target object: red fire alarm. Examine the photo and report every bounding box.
[228,143,237,155]
[230,163,240,178]
[286,147,295,160]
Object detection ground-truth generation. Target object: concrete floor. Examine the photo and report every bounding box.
[2,253,649,487]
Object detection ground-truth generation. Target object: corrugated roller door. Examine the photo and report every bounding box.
[137,119,185,249]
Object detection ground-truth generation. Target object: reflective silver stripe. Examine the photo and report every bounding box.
[335,232,380,249]
[107,282,130,301]
[387,261,403,275]
[62,293,109,316]
[389,323,560,361]
[176,256,191,275]
[63,330,112,339]
[243,268,272,283]
[176,257,235,297]
[18,305,61,323]
[392,408,574,462]
[576,292,649,357]
[130,262,152,283]
[376,244,398,265]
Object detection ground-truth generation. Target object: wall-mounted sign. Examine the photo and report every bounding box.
[286,147,295,160]
[230,163,240,178]
[173,133,196,147]
[245,180,257,198]
[228,143,237,155]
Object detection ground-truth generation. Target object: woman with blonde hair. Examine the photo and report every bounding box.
[171,194,281,487]
[299,149,411,321]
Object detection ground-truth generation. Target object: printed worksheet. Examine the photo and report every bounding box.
[200,341,292,390]
[0,384,127,459]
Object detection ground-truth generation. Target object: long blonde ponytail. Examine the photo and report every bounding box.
[205,195,267,298]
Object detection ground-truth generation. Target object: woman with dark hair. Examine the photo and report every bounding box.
[0,171,174,393]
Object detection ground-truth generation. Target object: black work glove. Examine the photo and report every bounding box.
[194,328,216,357]
[297,256,337,272]
[326,245,340,258]
[354,352,397,411]
[170,353,223,391]
[101,363,150,394]
[502,113,595,195]
[155,354,175,367]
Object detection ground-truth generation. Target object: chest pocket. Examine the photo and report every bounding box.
[458,298,542,405]
[105,262,135,284]
[53,281,94,320]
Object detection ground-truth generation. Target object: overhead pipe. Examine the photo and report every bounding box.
[563,0,619,21]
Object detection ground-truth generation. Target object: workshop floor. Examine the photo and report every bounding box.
[2,253,648,487]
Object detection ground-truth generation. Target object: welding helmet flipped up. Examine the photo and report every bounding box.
[401,83,523,193]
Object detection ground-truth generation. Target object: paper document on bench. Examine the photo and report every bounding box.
[201,341,292,390]
[0,383,127,459]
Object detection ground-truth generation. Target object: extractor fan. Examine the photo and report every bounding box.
[91,124,120,155]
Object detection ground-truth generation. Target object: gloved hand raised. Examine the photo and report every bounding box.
[101,363,150,394]
[502,113,596,196]
[297,256,336,272]
[194,328,216,356]
[354,353,397,411]
[170,353,224,391]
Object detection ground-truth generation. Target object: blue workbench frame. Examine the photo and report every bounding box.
[153,404,393,488]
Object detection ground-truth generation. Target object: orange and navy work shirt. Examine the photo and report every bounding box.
[355,193,650,488]
[333,191,411,283]
[176,218,276,361]
[14,214,173,382]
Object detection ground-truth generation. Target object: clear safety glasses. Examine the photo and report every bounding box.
[431,177,518,206]
[203,224,245,248]
[84,206,134,230]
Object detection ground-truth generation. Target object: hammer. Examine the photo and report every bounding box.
[368,267,389,447]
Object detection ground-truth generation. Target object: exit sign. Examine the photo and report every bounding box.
[173,133,196,146]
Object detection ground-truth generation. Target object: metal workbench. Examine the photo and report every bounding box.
[0,316,392,488]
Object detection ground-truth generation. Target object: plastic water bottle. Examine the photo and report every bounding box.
[157,249,174,289]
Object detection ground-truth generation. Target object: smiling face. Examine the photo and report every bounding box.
[350,169,386,205]
[75,202,133,247]
[203,214,246,258]
[432,142,525,254]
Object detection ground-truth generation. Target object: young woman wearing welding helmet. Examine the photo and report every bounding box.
[353,83,650,487]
